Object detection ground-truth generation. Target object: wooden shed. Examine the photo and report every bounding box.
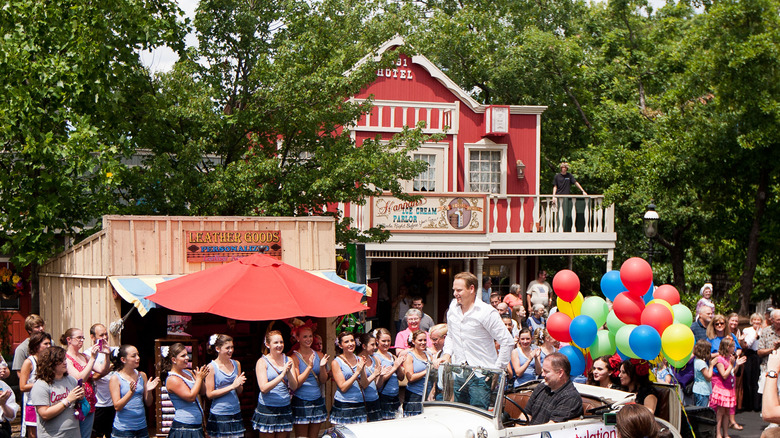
[38,215,337,344]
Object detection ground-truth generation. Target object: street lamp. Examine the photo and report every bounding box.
[643,203,660,266]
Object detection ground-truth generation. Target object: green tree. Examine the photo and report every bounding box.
[119,0,431,244]
[675,0,780,312]
[0,0,187,265]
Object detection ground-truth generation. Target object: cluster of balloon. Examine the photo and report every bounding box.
[546,258,696,377]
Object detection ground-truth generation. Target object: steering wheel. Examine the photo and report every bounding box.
[502,394,530,426]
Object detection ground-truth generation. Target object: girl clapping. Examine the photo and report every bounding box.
[109,345,159,438]
[205,335,246,438]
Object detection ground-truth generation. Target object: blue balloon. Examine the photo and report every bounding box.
[629,325,662,360]
[642,283,655,304]
[559,345,586,376]
[569,315,598,349]
[600,270,626,301]
[616,349,629,361]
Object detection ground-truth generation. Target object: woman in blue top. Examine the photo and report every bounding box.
[373,328,404,420]
[205,335,246,438]
[290,326,329,438]
[357,333,382,422]
[330,332,368,424]
[164,343,209,438]
[109,345,159,438]
[707,314,741,357]
[402,330,432,417]
[252,330,297,437]
[511,329,541,387]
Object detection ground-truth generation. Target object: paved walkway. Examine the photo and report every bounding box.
[718,409,770,437]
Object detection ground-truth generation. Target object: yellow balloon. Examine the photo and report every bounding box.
[557,292,584,318]
[557,297,575,318]
[648,299,674,316]
[661,323,695,361]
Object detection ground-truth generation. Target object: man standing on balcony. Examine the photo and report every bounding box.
[552,162,587,231]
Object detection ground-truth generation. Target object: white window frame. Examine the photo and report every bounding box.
[403,142,449,193]
[465,142,508,196]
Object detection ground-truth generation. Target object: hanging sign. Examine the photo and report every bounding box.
[185,230,281,263]
[370,193,486,233]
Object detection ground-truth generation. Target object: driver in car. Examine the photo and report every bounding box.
[525,353,583,424]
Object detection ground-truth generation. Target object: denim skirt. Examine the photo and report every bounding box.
[167,421,204,438]
[206,412,245,437]
[251,403,293,433]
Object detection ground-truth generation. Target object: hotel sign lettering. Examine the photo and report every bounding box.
[371,194,486,233]
[185,230,282,263]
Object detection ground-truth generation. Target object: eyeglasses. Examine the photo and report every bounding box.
[71,336,85,340]
[714,322,725,326]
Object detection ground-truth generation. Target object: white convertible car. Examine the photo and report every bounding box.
[323,363,683,438]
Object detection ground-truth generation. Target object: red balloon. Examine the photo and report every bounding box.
[641,303,674,335]
[547,312,573,343]
[552,270,580,302]
[613,292,645,325]
[620,258,653,297]
[653,285,680,305]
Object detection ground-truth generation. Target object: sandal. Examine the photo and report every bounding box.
[729,423,743,430]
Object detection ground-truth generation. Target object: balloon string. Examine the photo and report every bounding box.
[669,373,697,438]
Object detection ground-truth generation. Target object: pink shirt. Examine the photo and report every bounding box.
[394,328,433,351]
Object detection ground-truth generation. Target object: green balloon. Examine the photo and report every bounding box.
[606,310,626,333]
[590,329,617,358]
[672,304,693,327]
[665,351,692,369]
[615,324,639,359]
[581,296,609,327]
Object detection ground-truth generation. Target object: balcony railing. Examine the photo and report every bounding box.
[485,194,613,234]
[341,194,613,237]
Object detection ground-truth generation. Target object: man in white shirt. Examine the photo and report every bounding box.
[439,272,515,409]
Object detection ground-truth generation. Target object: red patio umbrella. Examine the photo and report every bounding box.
[147,253,366,320]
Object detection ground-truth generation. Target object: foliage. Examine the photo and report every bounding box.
[0,0,187,265]
[118,0,433,244]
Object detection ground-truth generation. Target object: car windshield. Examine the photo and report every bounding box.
[424,362,505,416]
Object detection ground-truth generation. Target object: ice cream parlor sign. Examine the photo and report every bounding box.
[371,194,486,233]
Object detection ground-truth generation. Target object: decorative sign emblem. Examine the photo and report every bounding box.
[185,231,281,263]
[371,194,486,233]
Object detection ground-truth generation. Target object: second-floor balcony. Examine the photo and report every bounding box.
[340,193,616,257]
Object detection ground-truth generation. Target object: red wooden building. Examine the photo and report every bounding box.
[339,37,616,322]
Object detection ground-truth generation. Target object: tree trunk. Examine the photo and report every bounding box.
[737,166,769,314]
[669,241,686,293]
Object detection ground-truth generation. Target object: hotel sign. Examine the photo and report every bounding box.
[185,230,282,263]
[370,194,486,233]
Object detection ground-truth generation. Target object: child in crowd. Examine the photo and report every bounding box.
[655,358,673,384]
[710,337,745,438]
[692,340,713,407]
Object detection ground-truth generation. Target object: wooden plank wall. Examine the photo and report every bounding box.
[38,216,338,344]
[103,215,336,275]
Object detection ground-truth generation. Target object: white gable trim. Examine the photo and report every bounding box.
[347,37,547,115]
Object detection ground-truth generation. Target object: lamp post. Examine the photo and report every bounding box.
[643,203,660,266]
